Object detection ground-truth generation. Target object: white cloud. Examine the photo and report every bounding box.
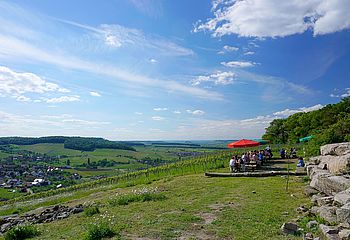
[330,88,350,98]
[173,110,181,114]
[186,109,205,116]
[194,0,350,38]
[16,95,31,102]
[134,112,143,115]
[191,71,236,86]
[0,66,69,97]
[0,34,222,100]
[89,91,101,97]
[223,45,239,52]
[273,104,324,117]
[244,51,255,55]
[42,95,80,103]
[153,107,168,111]
[149,58,158,63]
[152,116,164,121]
[221,61,256,68]
[62,119,110,125]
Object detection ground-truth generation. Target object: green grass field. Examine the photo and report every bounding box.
[0,174,308,240]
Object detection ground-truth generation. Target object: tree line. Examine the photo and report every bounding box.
[262,97,350,154]
[0,136,137,152]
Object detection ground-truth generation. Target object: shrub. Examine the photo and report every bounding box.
[84,206,100,217]
[4,225,40,240]
[85,222,117,240]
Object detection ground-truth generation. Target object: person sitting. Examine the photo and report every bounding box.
[234,157,241,172]
[229,156,235,173]
[280,149,286,159]
[297,157,305,167]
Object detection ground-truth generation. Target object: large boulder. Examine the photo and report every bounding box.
[321,142,350,156]
[334,188,350,206]
[310,174,350,196]
[316,154,350,175]
[336,203,350,225]
[318,206,338,224]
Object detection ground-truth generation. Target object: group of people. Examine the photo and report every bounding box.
[279,148,297,159]
[229,148,272,173]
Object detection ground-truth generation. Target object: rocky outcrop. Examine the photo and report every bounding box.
[304,142,350,240]
[321,142,350,156]
[0,204,84,233]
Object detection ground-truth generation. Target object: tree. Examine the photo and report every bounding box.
[66,159,70,166]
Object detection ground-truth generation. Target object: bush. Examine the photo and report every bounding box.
[4,225,40,240]
[84,206,100,217]
[85,222,117,240]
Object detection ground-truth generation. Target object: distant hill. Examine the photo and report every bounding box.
[0,136,137,152]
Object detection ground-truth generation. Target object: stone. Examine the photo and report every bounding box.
[314,237,321,240]
[57,212,69,219]
[71,207,84,214]
[297,206,309,213]
[311,175,350,196]
[336,203,350,225]
[317,154,350,175]
[306,220,319,229]
[310,206,320,214]
[309,157,321,165]
[312,194,326,204]
[307,164,317,176]
[305,186,320,196]
[339,229,350,240]
[321,142,350,156]
[304,232,314,240]
[317,196,334,206]
[0,222,12,233]
[334,189,350,206]
[281,222,299,235]
[318,206,338,224]
[319,224,339,235]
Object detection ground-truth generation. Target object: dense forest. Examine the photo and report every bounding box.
[262,97,350,153]
[0,136,137,152]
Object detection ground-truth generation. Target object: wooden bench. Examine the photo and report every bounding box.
[245,161,257,171]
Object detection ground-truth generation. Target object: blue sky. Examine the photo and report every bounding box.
[0,0,349,140]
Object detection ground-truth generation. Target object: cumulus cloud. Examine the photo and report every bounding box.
[134,112,143,115]
[42,95,80,103]
[194,0,350,38]
[221,61,256,68]
[0,66,69,97]
[89,91,101,97]
[191,71,236,86]
[186,109,205,116]
[152,116,164,121]
[218,45,239,54]
[16,95,31,102]
[173,110,181,114]
[153,107,168,111]
[149,58,158,63]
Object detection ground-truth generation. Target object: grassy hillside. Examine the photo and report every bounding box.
[0,173,308,240]
[0,147,310,239]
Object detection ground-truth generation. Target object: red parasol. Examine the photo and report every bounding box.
[227,139,260,148]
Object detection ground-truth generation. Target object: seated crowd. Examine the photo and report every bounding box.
[229,147,272,173]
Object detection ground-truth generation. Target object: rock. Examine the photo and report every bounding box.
[336,203,350,225]
[311,175,350,196]
[312,194,326,204]
[310,206,320,214]
[317,196,334,206]
[339,229,350,240]
[319,224,339,235]
[334,189,350,206]
[309,157,321,165]
[297,206,309,213]
[307,220,319,229]
[304,232,314,240]
[307,164,317,176]
[1,222,12,233]
[57,212,69,219]
[321,142,350,156]
[305,186,320,196]
[317,154,350,175]
[314,237,321,240]
[71,206,84,214]
[281,222,299,235]
[318,206,338,224]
